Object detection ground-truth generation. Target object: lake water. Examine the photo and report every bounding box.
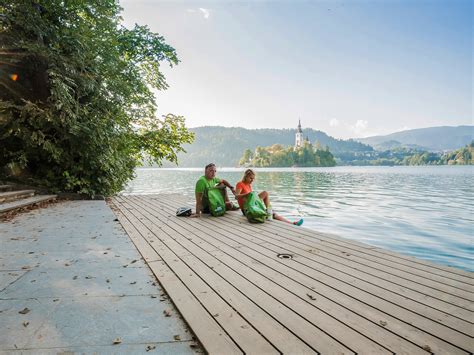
[123,166,473,272]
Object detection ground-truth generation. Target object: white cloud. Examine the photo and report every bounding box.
[199,8,211,19]
[329,118,340,127]
[351,120,369,136]
[355,120,368,130]
[186,8,196,13]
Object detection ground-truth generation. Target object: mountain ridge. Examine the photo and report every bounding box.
[163,125,472,167]
[356,125,472,151]
[163,126,371,167]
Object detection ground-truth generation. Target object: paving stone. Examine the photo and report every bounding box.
[0,201,200,354]
[0,341,199,354]
[0,296,193,350]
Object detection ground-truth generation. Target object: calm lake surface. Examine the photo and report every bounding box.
[124,166,473,272]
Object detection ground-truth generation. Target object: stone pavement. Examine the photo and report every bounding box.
[0,200,201,354]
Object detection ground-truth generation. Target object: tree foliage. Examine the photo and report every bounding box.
[439,142,473,165]
[0,0,193,195]
[339,143,474,166]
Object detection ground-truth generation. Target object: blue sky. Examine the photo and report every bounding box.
[121,0,472,139]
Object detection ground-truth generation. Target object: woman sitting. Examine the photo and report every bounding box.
[234,169,304,226]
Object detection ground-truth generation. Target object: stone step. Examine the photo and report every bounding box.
[0,195,57,214]
[0,185,14,192]
[0,190,36,203]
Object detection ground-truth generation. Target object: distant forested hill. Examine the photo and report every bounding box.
[163,126,372,167]
[357,126,473,151]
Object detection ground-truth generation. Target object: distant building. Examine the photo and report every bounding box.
[295,119,303,148]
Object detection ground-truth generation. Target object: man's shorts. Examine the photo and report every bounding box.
[201,194,211,214]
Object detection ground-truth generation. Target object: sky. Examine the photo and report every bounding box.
[120,0,472,139]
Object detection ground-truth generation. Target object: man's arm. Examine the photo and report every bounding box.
[191,192,203,217]
[219,179,236,196]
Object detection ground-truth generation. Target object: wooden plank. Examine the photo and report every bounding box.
[147,199,472,329]
[240,204,473,281]
[155,195,473,320]
[114,197,313,354]
[216,214,474,318]
[112,198,244,355]
[265,223,473,284]
[178,192,473,284]
[147,261,241,353]
[161,193,473,282]
[139,196,472,354]
[128,197,395,354]
[234,223,473,307]
[247,215,474,292]
[121,196,350,354]
[110,201,161,263]
[115,197,281,354]
[209,213,474,310]
[139,201,429,354]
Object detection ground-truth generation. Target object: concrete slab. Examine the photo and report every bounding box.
[0,341,197,354]
[0,271,28,291]
[0,264,160,299]
[0,201,200,354]
[0,195,57,214]
[0,249,148,272]
[0,238,134,254]
[0,296,193,350]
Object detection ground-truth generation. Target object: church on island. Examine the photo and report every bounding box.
[239,119,336,167]
[294,119,309,149]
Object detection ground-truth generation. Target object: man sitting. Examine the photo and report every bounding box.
[191,163,238,217]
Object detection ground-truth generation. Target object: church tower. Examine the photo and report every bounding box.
[295,119,303,148]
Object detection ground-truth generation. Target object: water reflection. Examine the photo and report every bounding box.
[124,166,473,271]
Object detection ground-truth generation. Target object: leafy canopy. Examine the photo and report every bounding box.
[0,0,193,195]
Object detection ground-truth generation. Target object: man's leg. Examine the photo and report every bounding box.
[221,188,238,211]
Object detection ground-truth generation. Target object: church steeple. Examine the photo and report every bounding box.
[295,119,303,148]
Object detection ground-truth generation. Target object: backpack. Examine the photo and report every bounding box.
[207,187,226,217]
[244,192,267,223]
[176,207,192,217]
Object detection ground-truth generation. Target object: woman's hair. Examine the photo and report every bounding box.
[242,169,255,182]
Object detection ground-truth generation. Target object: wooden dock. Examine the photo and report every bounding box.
[111,194,473,355]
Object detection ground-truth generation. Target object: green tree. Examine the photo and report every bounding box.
[239,148,253,166]
[271,150,293,167]
[440,142,473,165]
[0,1,193,196]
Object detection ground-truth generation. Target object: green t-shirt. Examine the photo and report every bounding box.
[195,176,221,195]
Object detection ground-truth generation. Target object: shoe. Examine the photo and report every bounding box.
[230,204,240,211]
[266,207,273,220]
[293,218,304,226]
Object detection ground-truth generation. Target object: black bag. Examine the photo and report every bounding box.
[176,207,192,217]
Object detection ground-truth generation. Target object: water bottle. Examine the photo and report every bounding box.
[267,207,273,220]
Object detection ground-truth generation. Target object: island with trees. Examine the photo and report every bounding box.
[239,141,336,167]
